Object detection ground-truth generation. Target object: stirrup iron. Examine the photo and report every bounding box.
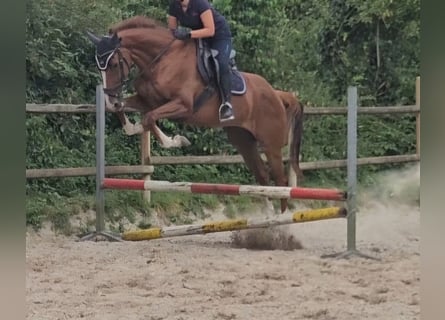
[219,102,235,122]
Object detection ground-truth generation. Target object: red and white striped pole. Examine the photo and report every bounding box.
[102,178,346,201]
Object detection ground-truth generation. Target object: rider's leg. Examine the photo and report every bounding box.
[218,62,234,121]
[210,38,234,122]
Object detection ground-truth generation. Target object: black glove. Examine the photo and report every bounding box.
[173,27,191,40]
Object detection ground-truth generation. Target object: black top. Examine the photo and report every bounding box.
[168,0,231,39]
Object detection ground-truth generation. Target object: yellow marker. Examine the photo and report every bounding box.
[292,207,346,222]
[122,228,162,241]
[202,219,248,233]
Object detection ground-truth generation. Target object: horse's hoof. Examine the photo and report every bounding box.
[122,122,144,136]
[281,207,291,215]
[173,135,191,147]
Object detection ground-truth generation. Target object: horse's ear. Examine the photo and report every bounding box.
[110,32,121,45]
[86,30,101,45]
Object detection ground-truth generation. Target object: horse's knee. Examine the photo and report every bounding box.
[142,113,155,130]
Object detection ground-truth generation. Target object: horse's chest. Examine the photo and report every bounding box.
[136,80,167,104]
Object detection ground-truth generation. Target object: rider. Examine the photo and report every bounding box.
[168,0,234,122]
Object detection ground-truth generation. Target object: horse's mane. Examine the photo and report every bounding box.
[109,16,167,34]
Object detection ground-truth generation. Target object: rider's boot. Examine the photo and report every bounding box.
[218,71,235,122]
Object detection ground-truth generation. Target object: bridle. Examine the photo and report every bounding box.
[95,37,176,101]
[96,47,131,98]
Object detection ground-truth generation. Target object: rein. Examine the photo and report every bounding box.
[145,38,176,72]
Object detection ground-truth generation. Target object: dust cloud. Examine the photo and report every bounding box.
[232,163,420,253]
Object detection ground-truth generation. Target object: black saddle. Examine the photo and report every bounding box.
[193,39,246,111]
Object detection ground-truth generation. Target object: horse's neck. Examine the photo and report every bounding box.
[123,30,172,68]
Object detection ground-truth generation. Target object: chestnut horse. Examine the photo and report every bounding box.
[87,16,303,212]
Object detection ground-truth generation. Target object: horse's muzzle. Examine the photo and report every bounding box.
[114,101,125,112]
[103,92,123,112]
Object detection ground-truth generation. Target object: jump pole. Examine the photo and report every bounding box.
[102,178,347,201]
[122,206,347,241]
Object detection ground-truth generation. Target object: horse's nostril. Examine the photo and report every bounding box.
[114,101,124,110]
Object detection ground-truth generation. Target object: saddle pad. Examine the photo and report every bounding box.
[231,70,246,95]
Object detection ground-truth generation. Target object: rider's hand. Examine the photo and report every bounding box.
[173,27,192,40]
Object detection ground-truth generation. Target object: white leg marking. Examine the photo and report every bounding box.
[120,113,144,136]
[155,125,191,148]
[100,71,189,146]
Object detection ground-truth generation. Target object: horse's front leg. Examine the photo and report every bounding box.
[113,95,147,136]
[142,99,192,148]
[115,112,143,136]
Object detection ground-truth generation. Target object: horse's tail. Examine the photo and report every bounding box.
[275,90,304,181]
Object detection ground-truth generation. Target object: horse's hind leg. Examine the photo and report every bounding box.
[224,127,276,212]
[224,127,269,185]
[262,145,289,213]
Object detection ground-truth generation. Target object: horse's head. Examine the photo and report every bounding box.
[86,30,134,109]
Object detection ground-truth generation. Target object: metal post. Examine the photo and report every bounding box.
[80,85,121,241]
[322,86,377,260]
[96,84,105,232]
[347,86,357,251]
[415,77,420,157]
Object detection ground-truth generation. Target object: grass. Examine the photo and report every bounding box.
[221,195,262,218]
[26,192,94,235]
